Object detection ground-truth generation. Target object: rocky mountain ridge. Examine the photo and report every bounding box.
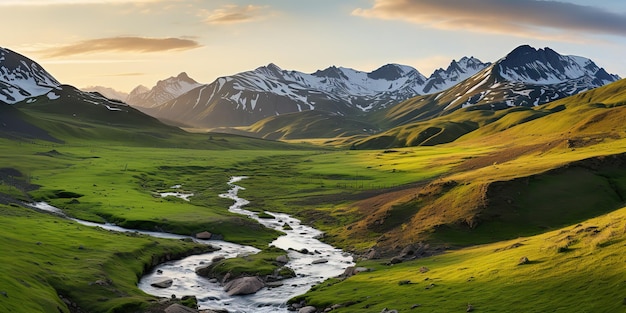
[131,58,491,128]
[0,47,60,104]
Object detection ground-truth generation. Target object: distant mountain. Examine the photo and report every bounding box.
[126,72,202,108]
[357,45,622,148]
[422,57,491,93]
[0,47,191,144]
[376,45,621,129]
[0,47,60,104]
[81,86,129,102]
[138,60,489,128]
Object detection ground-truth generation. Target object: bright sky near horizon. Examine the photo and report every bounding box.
[3,0,626,93]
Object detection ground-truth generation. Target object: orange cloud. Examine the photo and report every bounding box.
[42,36,201,57]
[201,5,268,25]
[353,0,626,40]
[0,0,165,5]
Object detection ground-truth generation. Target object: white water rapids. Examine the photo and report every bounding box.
[32,176,354,312]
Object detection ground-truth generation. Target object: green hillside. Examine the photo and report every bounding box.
[1,80,626,312]
[356,79,626,149]
[296,204,626,312]
[243,110,376,140]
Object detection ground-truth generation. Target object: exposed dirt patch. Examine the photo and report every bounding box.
[456,141,559,172]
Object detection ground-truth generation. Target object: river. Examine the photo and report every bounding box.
[32,176,353,312]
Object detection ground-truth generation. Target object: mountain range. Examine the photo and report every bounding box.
[124,57,490,128]
[0,45,621,147]
[114,45,619,134]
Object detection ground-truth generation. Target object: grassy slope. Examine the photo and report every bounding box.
[0,204,211,313]
[357,79,626,149]
[297,204,626,312]
[1,80,625,312]
[0,140,291,247]
[286,79,626,312]
[243,110,377,140]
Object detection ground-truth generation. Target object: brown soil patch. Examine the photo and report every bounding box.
[455,140,561,172]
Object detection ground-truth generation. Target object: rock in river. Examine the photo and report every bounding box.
[223,276,265,296]
[195,231,213,240]
[164,303,197,313]
[151,278,174,288]
[298,306,317,313]
[311,258,328,264]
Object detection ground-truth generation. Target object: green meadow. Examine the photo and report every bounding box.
[1,79,626,312]
[296,205,626,312]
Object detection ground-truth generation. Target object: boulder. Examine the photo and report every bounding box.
[338,266,373,279]
[299,306,317,313]
[311,259,328,264]
[151,278,173,288]
[195,265,211,277]
[223,276,265,296]
[518,256,530,265]
[389,256,403,264]
[164,303,197,313]
[195,231,212,240]
[363,247,379,260]
[276,255,289,264]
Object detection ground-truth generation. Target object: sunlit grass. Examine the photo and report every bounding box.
[298,205,626,312]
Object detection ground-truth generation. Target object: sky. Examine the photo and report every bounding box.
[2,0,626,93]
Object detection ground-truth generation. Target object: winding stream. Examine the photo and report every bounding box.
[32,176,353,312]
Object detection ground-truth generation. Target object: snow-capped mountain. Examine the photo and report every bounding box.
[0,46,171,135]
[496,45,619,85]
[443,45,621,110]
[225,62,433,111]
[382,45,621,127]
[423,57,491,94]
[139,60,490,128]
[81,86,129,102]
[0,47,60,104]
[126,72,202,108]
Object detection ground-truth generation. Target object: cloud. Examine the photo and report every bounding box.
[201,4,268,25]
[352,0,626,39]
[41,36,201,57]
[0,0,162,5]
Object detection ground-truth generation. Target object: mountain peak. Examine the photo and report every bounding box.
[252,63,285,78]
[175,72,196,82]
[312,66,348,80]
[0,47,61,104]
[368,64,417,80]
[81,86,129,101]
[129,85,149,95]
[126,73,203,108]
[422,56,490,94]
[496,45,620,85]
[266,63,282,71]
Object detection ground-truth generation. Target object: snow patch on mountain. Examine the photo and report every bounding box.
[0,47,60,104]
[497,45,619,86]
[81,86,129,102]
[126,72,202,108]
[423,57,491,93]
[196,61,488,113]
